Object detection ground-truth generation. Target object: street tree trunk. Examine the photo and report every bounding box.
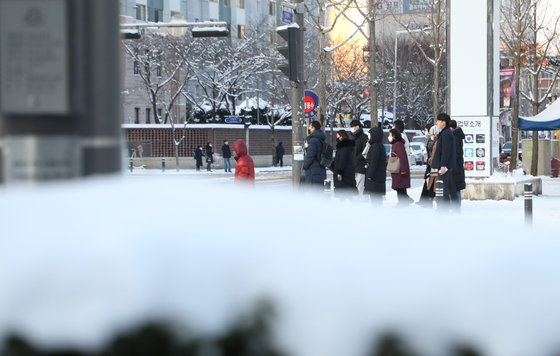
[318,3,328,128]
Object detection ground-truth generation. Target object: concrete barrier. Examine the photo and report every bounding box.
[462,177,542,201]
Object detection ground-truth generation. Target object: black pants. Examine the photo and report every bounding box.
[439,171,458,204]
[395,188,412,203]
[277,156,283,167]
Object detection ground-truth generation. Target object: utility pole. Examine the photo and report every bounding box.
[292,0,305,187]
[276,0,305,187]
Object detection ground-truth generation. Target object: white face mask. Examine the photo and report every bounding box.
[351,127,358,133]
[388,136,393,143]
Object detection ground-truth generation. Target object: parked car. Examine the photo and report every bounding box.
[410,142,428,165]
[412,135,428,145]
[383,144,390,159]
[502,141,522,160]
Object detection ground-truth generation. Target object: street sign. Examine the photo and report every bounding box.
[304,90,318,119]
[225,116,242,123]
[281,10,293,24]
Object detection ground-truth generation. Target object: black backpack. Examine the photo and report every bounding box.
[320,141,334,168]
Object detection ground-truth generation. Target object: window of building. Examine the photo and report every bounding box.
[156,65,161,77]
[133,60,139,75]
[134,108,140,124]
[145,108,151,124]
[136,5,146,21]
[269,1,275,16]
[157,108,162,121]
[210,0,218,3]
[154,9,160,22]
[224,0,230,6]
[238,25,245,39]
[237,0,245,8]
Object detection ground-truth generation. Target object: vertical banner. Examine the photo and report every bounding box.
[499,67,515,110]
[456,117,491,178]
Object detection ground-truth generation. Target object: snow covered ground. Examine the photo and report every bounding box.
[1,168,560,356]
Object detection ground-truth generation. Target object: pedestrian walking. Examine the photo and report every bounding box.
[232,139,255,183]
[417,125,440,206]
[393,119,412,167]
[349,119,369,197]
[450,120,466,204]
[388,128,412,204]
[431,113,458,207]
[276,142,285,167]
[194,145,203,171]
[364,127,387,204]
[205,142,214,172]
[331,130,356,196]
[222,140,232,173]
[303,121,327,186]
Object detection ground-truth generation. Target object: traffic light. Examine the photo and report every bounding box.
[192,25,230,37]
[276,25,299,82]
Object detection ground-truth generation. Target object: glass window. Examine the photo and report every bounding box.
[133,60,139,75]
[238,25,245,39]
[145,108,151,124]
[269,1,275,16]
[134,108,140,124]
[224,0,230,6]
[136,5,146,21]
[157,108,162,120]
[156,65,161,77]
[237,0,245,8]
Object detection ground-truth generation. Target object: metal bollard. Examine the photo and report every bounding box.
[129,158,133,172]
[162,158,166,172]
[524,183,533,226]
[435,180,444,209]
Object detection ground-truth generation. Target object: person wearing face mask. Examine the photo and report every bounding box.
[388,128,412,204]
[349,119,369,197]
[330,130,356,196]
[303,121,327,186]
[417,124,441,206]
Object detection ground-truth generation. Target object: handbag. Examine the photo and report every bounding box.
[361,142,371,159]
[387,152,401,173]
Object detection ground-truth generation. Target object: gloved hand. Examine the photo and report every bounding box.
[337,174,342,181]
[400,171,407,177]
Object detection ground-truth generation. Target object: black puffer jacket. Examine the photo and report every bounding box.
[351,128,369,174]
[303,129,327,184]
[365,127,387,194]
[331,139,356,190]
[453,127,466,190]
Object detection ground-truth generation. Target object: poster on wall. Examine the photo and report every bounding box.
[499,67,515,110]
[456,117,491,178]
[375,0,402,14]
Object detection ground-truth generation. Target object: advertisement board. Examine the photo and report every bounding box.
[456,117,491,178]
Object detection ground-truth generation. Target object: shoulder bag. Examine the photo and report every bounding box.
[387,152,401,173]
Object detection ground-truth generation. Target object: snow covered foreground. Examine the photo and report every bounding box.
[1,175,560,356]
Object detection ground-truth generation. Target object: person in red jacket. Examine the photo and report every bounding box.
[232,139,255,183]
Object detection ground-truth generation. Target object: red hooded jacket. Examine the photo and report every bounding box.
[232,140,255,182]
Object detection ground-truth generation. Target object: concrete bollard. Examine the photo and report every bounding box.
[162,158,166,172]
[435,180,444,209]
[524,183,533,226]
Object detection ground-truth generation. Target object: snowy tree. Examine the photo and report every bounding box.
[501,0,560,174]
[122,32,185,124]
[305,0,363,127]
[391,0,447,121]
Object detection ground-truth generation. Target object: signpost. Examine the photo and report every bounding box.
[224,116,243,124]
[304,90,319,119]
[281,10,294,24]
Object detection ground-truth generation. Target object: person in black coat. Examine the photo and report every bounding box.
[222,140,232,173]
[276,142,285,167]
[364,127,387,204]
[431,113,457,205]
[194,145,203,171]
[303,121,327,185]
[349,119,369,197]
[450,120,466,203]
[331,130,356,196]
[205,142,214,172]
